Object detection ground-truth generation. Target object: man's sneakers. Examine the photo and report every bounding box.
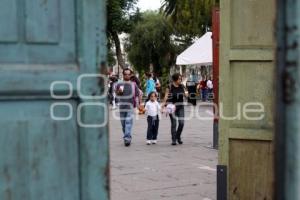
[151,140,157,144]
[146,140,157,145]
[124,139,131,147]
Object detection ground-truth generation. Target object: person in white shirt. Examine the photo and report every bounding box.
[207,77,213,100]
[145,91,161,145]
[207,78,213,90]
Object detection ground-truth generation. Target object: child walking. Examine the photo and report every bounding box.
[145,92,161,145]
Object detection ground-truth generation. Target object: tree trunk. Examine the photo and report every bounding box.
[112,31,126,69]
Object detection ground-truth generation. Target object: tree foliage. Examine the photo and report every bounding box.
[107,0,140,68]
[162,0,214,37]
[107,40,116,67]
[125,12,175,76]
[107,0,139,34]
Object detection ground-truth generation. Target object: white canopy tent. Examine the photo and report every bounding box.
[176,32,212,66]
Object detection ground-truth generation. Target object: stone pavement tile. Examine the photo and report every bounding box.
[112,186,214,200]
[110,105,217,200]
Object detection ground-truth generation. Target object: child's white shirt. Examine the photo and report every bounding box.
[145,101,161,117]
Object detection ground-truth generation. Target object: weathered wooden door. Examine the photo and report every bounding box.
[219,0,275,199]
[0,1,109,200]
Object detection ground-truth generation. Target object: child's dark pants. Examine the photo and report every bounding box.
[147,115,159,140]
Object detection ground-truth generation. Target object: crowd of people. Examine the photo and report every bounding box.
[107,68,213,147]
[197,76,213,102]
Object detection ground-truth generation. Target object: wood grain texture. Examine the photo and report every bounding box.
[230,0,275,48]
[229,140,274,200]
[219,0,276,198]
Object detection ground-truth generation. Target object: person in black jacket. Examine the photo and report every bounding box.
[163,73,188,145]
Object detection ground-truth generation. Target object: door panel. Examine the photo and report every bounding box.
[231,62,274,128]
[0,64,78,96]
[231,0,275,48]
[0,0,18,42]
[0,101,79,200]
[229,140,273,200]
[219,0,275,198]
[25,0,60,43]
[0,0,109,199]
[0,0,76,63]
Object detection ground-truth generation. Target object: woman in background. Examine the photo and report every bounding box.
[145,73,156,97]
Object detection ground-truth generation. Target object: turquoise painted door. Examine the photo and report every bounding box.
[0,1,109,200]
[276,0,300,199]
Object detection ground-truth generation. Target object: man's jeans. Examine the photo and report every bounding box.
[120,110,134,141]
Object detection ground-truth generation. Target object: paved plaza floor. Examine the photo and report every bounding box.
[109,103,217,200]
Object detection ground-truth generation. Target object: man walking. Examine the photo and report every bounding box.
[116,68,142,146]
